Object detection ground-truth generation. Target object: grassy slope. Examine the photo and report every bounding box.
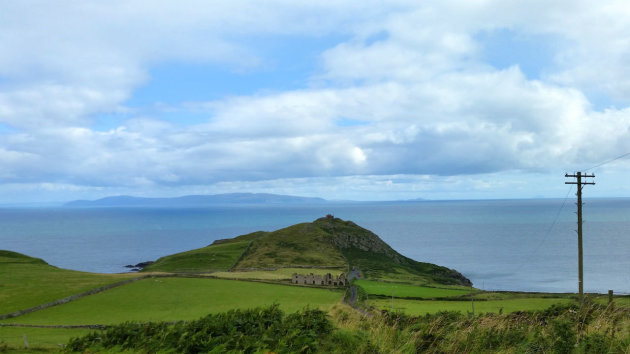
[313,218,471,286]
[233,223,347,269]
[142,231,266,273]
[213,267,346,281]
[0,250,135,315]
[1,277,343,325]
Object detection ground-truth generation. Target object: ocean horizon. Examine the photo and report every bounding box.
[1,198,628,294]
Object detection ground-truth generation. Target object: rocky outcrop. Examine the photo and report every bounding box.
[314,216,472,287]
[314,217,404,263]
[124,261,154,271]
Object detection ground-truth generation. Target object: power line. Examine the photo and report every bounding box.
[511,185,574,277]
[584,151,630,172]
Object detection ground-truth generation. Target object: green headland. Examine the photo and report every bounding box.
[1,217,628,353]
[144,216,472,287]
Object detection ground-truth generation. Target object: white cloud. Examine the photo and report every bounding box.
[1,1,630,202]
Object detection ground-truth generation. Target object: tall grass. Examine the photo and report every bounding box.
[328,299,630,353]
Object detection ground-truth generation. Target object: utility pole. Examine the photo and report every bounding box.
[565,172,595,302]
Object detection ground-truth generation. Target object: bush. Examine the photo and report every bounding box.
[64,305,335,353]
[550,318,576,354]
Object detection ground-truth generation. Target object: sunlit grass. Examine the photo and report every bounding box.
[2,277,343,325]
[368,297,574,314]
[356,279,472,299]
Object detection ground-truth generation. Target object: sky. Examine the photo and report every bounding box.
[1,0,630,204]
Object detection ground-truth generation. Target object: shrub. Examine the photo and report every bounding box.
[64,305,335,353]
[550,318,577,354]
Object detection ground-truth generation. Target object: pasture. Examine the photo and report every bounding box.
[356,279,472,299]
[1,277,343,326]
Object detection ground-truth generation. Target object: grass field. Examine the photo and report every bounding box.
[369,297,574,314]
[356,279,472,299]
[0,251,135,315]
[0,327,91,352]
[1,277,344,326]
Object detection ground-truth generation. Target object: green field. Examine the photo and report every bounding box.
[0,251,135,315]
[370,297,575,314]
[356,279,472,298]
[1,277,343,326]
[0,327,91,352]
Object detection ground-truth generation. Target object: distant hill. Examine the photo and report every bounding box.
[144,216,472,287]
[64,193,327,207]
[0,250,49,266]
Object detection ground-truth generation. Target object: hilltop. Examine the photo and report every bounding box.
[144,216,472,287]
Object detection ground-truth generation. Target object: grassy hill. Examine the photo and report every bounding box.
[0,250,134,316]
[141,216,472,287]
[231,216,471,286]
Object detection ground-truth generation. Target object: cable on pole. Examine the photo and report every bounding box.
[584,151,630,172]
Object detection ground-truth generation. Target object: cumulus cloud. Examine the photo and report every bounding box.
[1,0,630,202]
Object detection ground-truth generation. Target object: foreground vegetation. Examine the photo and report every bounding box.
[332,300,630,353]
[63,305,335,353]
[52,300,630,353]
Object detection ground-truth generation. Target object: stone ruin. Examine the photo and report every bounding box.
[292,272,347,286]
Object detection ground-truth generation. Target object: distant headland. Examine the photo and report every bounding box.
[63,193,328,207]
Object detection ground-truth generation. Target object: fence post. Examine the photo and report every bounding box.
[608,290,614,307]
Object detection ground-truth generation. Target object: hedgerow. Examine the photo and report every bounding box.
[64,305,334,353]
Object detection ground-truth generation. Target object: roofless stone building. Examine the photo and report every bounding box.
[292,272,347,286]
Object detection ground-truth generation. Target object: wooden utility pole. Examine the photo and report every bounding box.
[565,172,595,302]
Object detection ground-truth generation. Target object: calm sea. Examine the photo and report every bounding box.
[1,199,628,294]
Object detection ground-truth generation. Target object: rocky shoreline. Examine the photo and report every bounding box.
[124,261,154,272]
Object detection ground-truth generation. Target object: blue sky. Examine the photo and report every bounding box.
[1,1,630,203]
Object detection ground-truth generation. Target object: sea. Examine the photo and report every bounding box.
[1,198,628,294]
